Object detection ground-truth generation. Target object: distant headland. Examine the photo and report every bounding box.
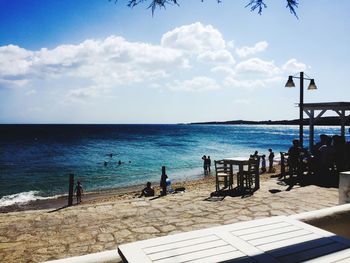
[190,116,350,126]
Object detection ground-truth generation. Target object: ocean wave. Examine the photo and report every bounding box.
[0,191,60,207]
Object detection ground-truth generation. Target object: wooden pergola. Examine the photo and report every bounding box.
[302,102,350,149]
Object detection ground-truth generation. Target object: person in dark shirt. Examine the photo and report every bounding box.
[75,181,83,204]
[139,182,155,197]
[268,148,275,173]
[207,156,212,173]
[261,155,266,173]
[202,155,208,174]
[288,139,302,176]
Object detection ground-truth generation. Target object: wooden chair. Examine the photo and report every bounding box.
[280,152,290,179]
[214,160,232,192]
[239,156,260,191]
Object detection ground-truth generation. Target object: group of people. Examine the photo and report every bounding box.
[256,149,275,173]
[287,133,350,180]
[201,155,212,174]
[250,149,275,173]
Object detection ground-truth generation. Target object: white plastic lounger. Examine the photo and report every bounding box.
[118,216,350,263]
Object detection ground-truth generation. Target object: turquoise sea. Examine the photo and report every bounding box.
[0,124,345,206]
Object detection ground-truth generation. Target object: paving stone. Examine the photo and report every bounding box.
[0,176,340,262]
[132,226,160,234]
[158,224,176,233]
[97,233,114,242]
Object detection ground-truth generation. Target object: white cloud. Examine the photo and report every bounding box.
[236,41,268,58]
[197,50,235,65]
[211,66,236,75]
[25,89,37,96]
[282,58,307,72]
[0,36,188,93]
[0,45,33,78]
[67,86,101,101]
[227,40,235,49]
[224,76,266,89]
[161,22,226,52]
[224,75,282,89]
[0,24,309,104]
[235,58,280,76]
[233,99,251,105]
[168,76,220,92]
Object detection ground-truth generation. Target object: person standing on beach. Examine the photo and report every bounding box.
[207,156,212,173]
[268,148,275,173]
[251,151,259,158]
[261,155,266,173]
[202,155,208,174]
[160,171,168,196]
[75,181,83,204]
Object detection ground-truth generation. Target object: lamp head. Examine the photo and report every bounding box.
[285,76,295,88]
[307,79,317,90]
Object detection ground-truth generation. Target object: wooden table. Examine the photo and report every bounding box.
[118,216,350,263]
[223,157,251,189]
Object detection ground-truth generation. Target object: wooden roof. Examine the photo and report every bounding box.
[301,102,350,111]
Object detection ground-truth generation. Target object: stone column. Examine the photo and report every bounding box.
[339,171,350,204]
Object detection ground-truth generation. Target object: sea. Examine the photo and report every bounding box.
[0,124,345,207]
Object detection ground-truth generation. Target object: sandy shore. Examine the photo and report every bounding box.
[0,172,220,213]
[0,167,341,262]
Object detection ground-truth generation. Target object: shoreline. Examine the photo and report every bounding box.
[1,165,342,263]
[0,173,220,214]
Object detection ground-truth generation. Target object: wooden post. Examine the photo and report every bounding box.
[68,173,74,206]
[161,166,167,196]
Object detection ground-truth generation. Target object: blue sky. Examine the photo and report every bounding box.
[0,0,349,124]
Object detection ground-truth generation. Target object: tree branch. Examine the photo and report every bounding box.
[112,0,299,17]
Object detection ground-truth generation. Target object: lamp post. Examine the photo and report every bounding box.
[285,72,317,148]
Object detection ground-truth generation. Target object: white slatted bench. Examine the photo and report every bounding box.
[118,216,350,263]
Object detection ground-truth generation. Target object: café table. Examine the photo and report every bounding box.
[223,157,251,189]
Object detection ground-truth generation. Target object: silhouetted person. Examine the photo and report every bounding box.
[202,155,208,174]
[139,182,155,197]
[261,155,266,173]
[318,136,334,181]
[333,135,346,173]
[313,134,328,155]
[288,139,302,177]
[268,148,274,173]
[75,181,83,204]
[207,156,212,172]
[160,172,168,196]
[252,151,259,157]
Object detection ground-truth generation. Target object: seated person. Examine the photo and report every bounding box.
[166,178,174,193]
[139,182,155,197]
[288,139,303,176]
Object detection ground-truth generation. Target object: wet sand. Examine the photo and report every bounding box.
[0,173,219,213]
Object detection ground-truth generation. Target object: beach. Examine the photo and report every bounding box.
[0,168,340,263]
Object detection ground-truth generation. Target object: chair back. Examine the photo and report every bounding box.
[214,160,229,174]
[248,156,260,189]
[214,160,232,191]
[248,156,260,175]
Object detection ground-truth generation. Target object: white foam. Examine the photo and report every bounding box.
[0,191,59,207]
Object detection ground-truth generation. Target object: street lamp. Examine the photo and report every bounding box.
[285,71,317,148]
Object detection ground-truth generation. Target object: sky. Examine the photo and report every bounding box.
[0,0,349,124]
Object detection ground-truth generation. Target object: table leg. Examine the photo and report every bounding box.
[230,164,233,189]
[239,164,244,189]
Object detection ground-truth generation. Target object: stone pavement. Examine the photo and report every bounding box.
[0,177,339,263]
